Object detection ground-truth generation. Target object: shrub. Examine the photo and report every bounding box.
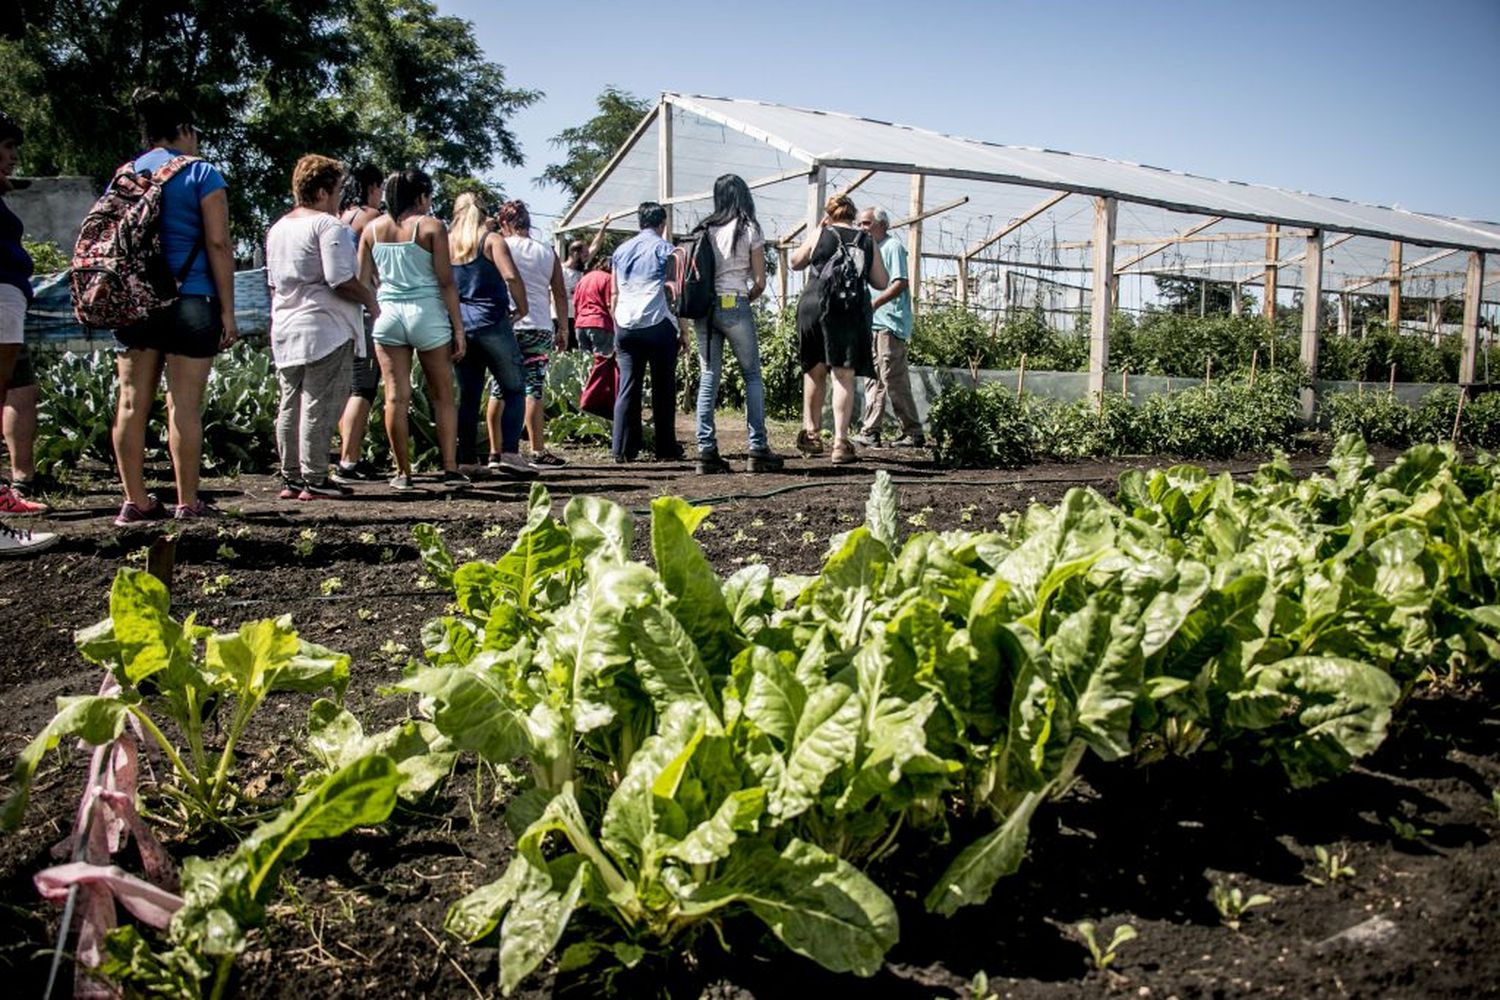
[929,380,1032,468]
[1026,393,1140,459]
[1136,371,1300,459]
[1462,391,1500,450]
[1411,387,1460,444]
[1324,391,1412,448]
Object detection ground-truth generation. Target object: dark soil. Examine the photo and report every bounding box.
[2,428,1495,999]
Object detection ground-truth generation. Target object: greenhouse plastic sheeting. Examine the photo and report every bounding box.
[24,269,271,349]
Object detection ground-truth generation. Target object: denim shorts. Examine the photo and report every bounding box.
[114,295,224,358]
[373,298,452,353]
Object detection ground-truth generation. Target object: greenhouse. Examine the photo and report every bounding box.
[557,93,1499,410]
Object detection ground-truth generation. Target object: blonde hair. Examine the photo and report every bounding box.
[448,192,488,264]
[825,194,857,223]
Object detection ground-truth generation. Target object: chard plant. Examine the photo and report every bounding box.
[1074,920,1137,970]
[1211,883,1273,930]
[2,568,349,831]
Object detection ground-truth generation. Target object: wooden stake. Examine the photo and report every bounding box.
[1262,223,1280,322]
[147,537,176,598]
[1388,362,1396,394]
[1249,349,1258,388]
[1451,387,1467,443]
[1459,251,1484,386]
[1088,196,1117,403]
[1299,229,1324,422]
[908,173,925,316]
[1388,240,1402,331]
[1205,355,1213,387]
[1016,353,1027,399]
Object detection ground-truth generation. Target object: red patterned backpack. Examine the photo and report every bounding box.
[70,155,202,328]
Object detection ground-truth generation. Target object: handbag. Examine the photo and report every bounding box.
[579,351,619,419]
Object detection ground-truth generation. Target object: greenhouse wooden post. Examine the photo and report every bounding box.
[658,101,674,239]
[806,165,827,240]
[777,247,789,309]
[1300,229,1324,422]
[957,256,969,308]
[1388,240,1402,331]
[908,173,925,316]
[1263,223,1280,322]
[1088,196,1117,402]
[1459,251,1484,385]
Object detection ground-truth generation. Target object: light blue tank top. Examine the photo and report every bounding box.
[373,241,439,303]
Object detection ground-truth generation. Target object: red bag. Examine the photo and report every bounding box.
[579,352,618,419]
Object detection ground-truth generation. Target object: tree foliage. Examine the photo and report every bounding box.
[537,86,651,204]
[0,0,539,239]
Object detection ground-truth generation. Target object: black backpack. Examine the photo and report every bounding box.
[814,229,867,313]
[675,228,716,320]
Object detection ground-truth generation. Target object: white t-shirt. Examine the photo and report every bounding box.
[507,235,557,331]
[265,212,362,368]
[710,219,764,296]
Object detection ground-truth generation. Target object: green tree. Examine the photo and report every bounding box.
[0,0,538,240]
[538,86,651,204]
[1153,275,1244,316]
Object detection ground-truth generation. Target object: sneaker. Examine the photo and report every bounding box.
[496,453,538,479]
[0,522,57,558]
[389,474,418,492]
[329,464,362,486]
[697,450,733,475]
[0,484,47,516]
[114,495,169,527]
[485,453,504,472]
[531,450,567,467]
[889,434,927,448]
[655,444,686,462]
[8,478,47,500]
[830,441,859,465]
[278,477,304,500]
[440,470,472,490]
[851,431,881,449]
[795,430,824,456]
[173,500,214,520]
[298,479,351,500]
[746,450,785,474]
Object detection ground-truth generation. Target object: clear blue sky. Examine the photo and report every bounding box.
[443,0,1500,240]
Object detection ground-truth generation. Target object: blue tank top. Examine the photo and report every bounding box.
[453,235,509,331]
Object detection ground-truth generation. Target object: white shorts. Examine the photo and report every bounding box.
[0,283,25,345]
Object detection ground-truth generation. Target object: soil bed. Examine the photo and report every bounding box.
[1,431,1495,999]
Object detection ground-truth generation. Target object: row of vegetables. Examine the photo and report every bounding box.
[4,437,1499,997]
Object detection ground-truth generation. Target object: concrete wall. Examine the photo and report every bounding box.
[8,177,97,253]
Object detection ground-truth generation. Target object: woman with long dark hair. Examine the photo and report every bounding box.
[690,174,783,474]
[111,89,237,523]
[356,168,467,491]
[331,161,385,482]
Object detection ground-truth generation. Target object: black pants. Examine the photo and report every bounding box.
[613,319,679,460]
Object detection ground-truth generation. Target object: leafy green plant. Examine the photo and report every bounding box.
[929,381,1033,468]
[2,569,349,830]
[1306,844,1355,885]
[23,238,69,274]
[1073,920,1137,970]
[1325,390,1412,448]
[1210,883,1273,929]
[1386,815,1434,842]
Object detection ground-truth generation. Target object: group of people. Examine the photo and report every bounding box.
[0,89,927,558]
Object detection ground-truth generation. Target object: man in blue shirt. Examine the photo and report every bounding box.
[608,202,684,462]
[854,207,925,447]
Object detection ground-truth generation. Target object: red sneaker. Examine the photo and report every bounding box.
[0,485,47,516]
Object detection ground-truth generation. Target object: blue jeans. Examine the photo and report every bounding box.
[694,296,769,454]
[613,319,679,460]
[457,318,524,463]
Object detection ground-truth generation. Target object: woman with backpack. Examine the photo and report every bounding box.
[447,192,533,478]
[790,194,889,465]
[111,89,238,524]
[689,174,784,475]
[330,162,385,483]
[356,168,468,492]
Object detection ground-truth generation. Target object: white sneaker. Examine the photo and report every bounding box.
[0,522,58,558]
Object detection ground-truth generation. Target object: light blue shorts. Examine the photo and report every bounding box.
[373,298,452,353]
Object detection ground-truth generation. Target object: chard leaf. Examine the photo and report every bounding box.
[742,647,807,744]
[685,838,897,976]
[204,617,302,699]
[396,666,529,763]
[600,715,706,870]
[109,569,193,686]
[445,858,532,943]
[665,786,766,865]
[544,561,656,733]
[1252,656,1400,785]
[629,602,722,722]
[925,788,1045,916]
[563,495,634,565]
[774,682,860,820]
[723,564,775,633]
[1,695,130,829]
[499,856,588,996]
[413,522,456,591]
[1048,595,1144,762]
[864,470,899,551]
[651,497,739,673]
[273,638,351,698]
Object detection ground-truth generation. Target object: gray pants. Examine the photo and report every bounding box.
[860,330,923,438]
[277,343,353,481]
